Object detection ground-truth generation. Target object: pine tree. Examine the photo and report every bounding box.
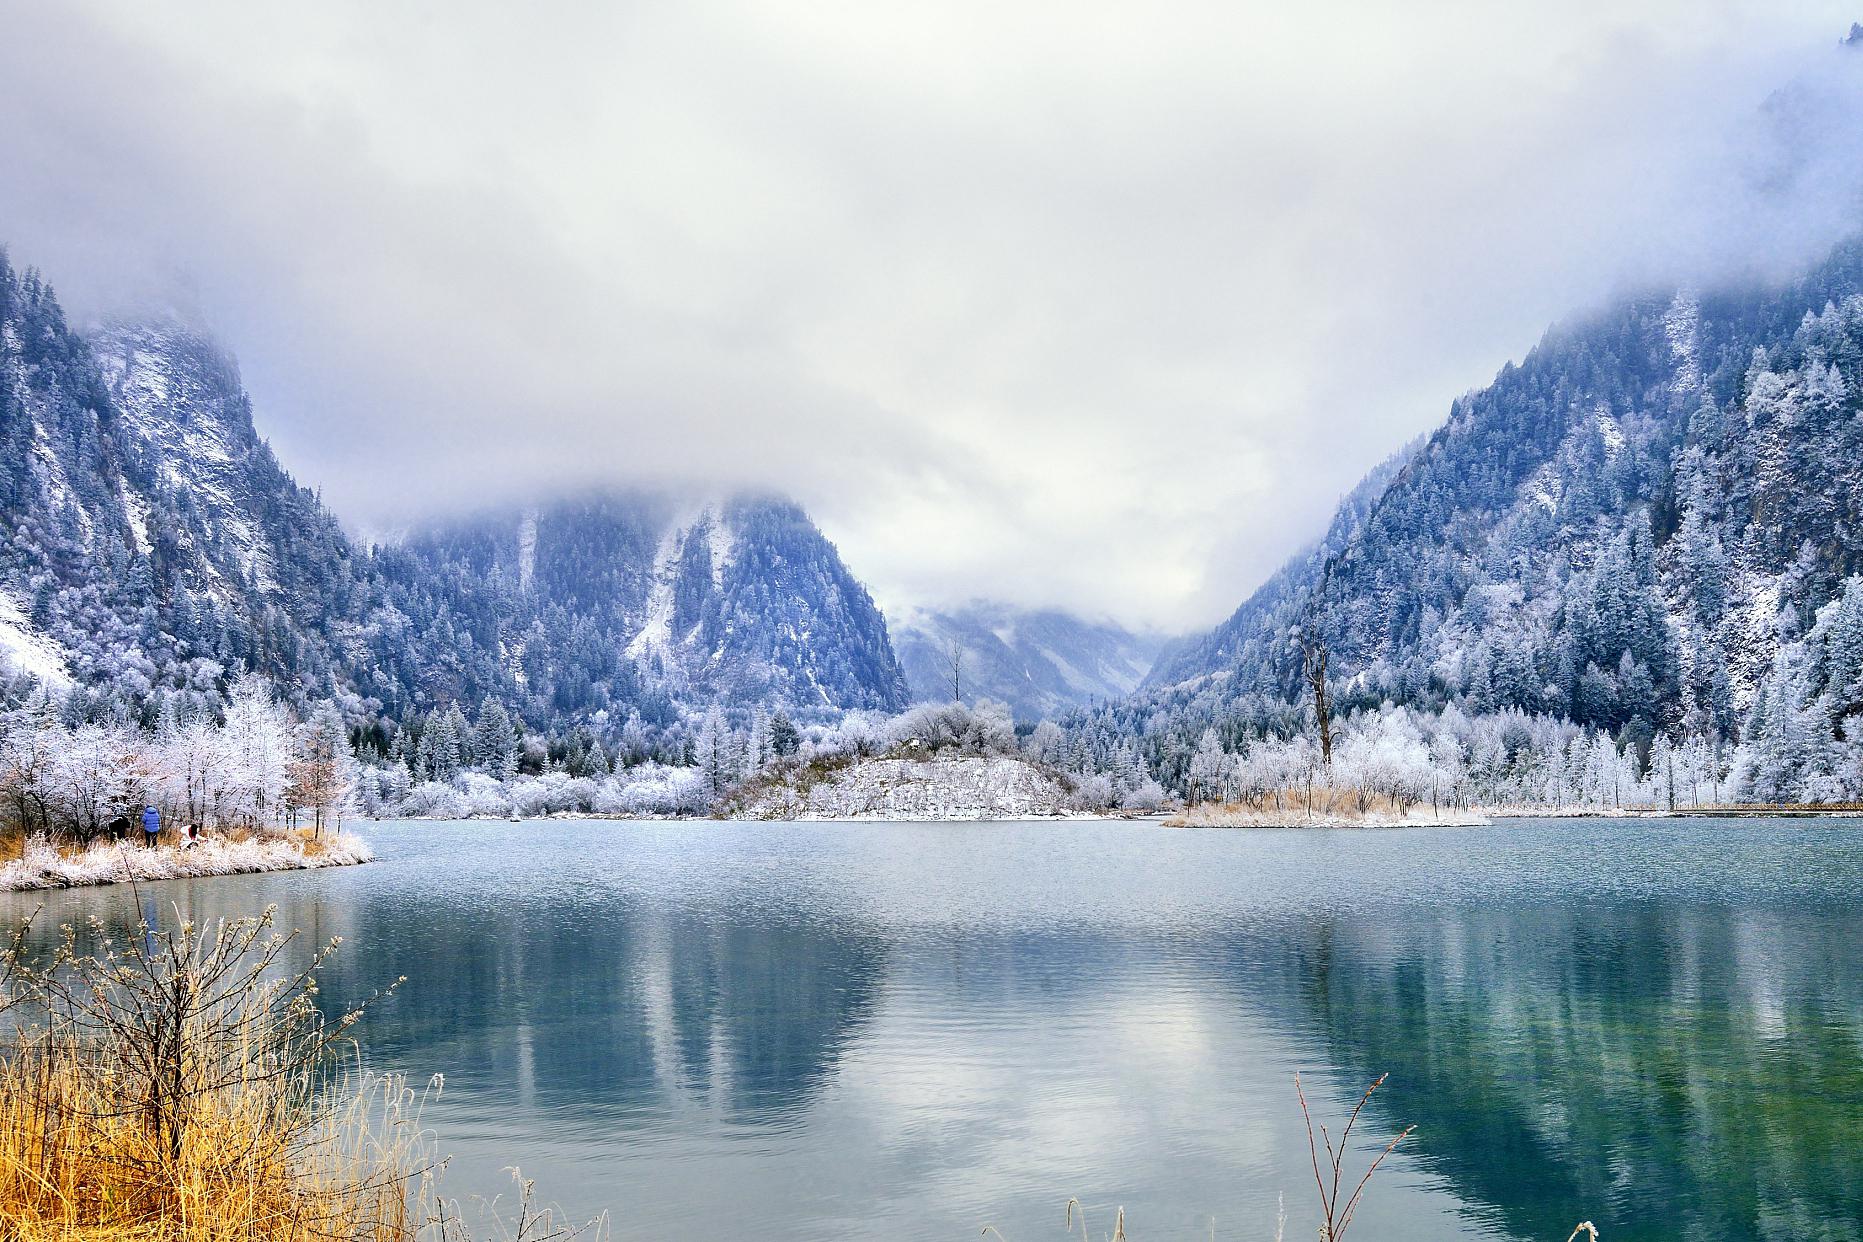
[769,710,801,758]
[473,696,516,778]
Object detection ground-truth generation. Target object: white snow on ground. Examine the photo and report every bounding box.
[737,755,1081,820]
[0,592,73,690]
[517,507,539,591]
[702,505,734,588]
[625,516,689,663]
[1595,406,1625,456]
[0,832,374,892]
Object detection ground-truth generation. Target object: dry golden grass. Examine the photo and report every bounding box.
[0,904,600,1242]
[0,1044,435,1241]
[0,906,447,1242]
[0,823,340,859]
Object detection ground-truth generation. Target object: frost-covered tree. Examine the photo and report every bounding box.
[222,674,291,831]
[696,708,732,799]
[1186,728,1228,804]
[472,697,517,778]
[290,701,357,836]
[161,714,229,832]
[770,710,801,758]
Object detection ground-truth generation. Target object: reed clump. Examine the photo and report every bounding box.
[0,904,438,1241]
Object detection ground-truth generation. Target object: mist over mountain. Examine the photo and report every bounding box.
[1117,225,1863,797]
[891,602,1167,723]
[388,494,908,721]
[0,254,906,767]
[0,267,361,702]
[1142,443,1419,693]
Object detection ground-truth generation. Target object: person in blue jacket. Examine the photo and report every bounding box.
[141,804,160,848]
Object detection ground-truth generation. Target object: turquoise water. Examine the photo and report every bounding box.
[4,818,1861,1240]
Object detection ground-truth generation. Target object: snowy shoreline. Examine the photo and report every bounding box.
[0,833,375,893]
[1165,804,1491,829]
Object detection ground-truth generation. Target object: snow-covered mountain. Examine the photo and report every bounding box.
[891,602,1167,723]
[0,266,361,702]
[0,252,907,742]
[390,493,910,715]
[1136,34,1863,769]
[1138,232,1863,759]
[93,318,284,596]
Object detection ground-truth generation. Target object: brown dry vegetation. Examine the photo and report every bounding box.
[0,824,347,867]
[0,905,597,1242]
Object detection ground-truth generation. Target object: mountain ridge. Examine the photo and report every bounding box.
[891,601,1168,723]
[1130,231,1863,769]
[0,252,909,752]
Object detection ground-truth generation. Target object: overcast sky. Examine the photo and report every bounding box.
[4,2,1863,631]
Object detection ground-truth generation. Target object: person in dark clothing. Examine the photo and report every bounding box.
[141,805,160,848]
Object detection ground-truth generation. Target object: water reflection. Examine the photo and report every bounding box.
[2,819,1859,1241]
[1267,904,1863,1241]
[296,894,892,1131]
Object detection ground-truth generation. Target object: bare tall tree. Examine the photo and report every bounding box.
[1302,629,1333,769]
[948,641,964,702]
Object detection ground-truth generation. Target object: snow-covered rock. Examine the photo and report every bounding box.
[731,754,1084,820]
[0,832,374,892]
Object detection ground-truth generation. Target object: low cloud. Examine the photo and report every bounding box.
[3,2,1862,630]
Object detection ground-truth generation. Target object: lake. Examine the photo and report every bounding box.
[4,818,1861,1241]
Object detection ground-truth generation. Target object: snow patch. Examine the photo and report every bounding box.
[119,478,154,556]
[0,592,74,690]
[1594,407,1625,457]
[702,505,735,588]
[626,502,734,664]
[1663,290,1702,399]
[517,507,539,592]
[1524,464,1561,514]
[625,516,691,664]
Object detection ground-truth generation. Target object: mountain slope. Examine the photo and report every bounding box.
[1145,235,1863,748]
[892,602,1167,722]
[0,261,362,705]
[1142,442,1416,692]
[387,493,910,717]
[0,251,908,739]
[1144,32,1863,752]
